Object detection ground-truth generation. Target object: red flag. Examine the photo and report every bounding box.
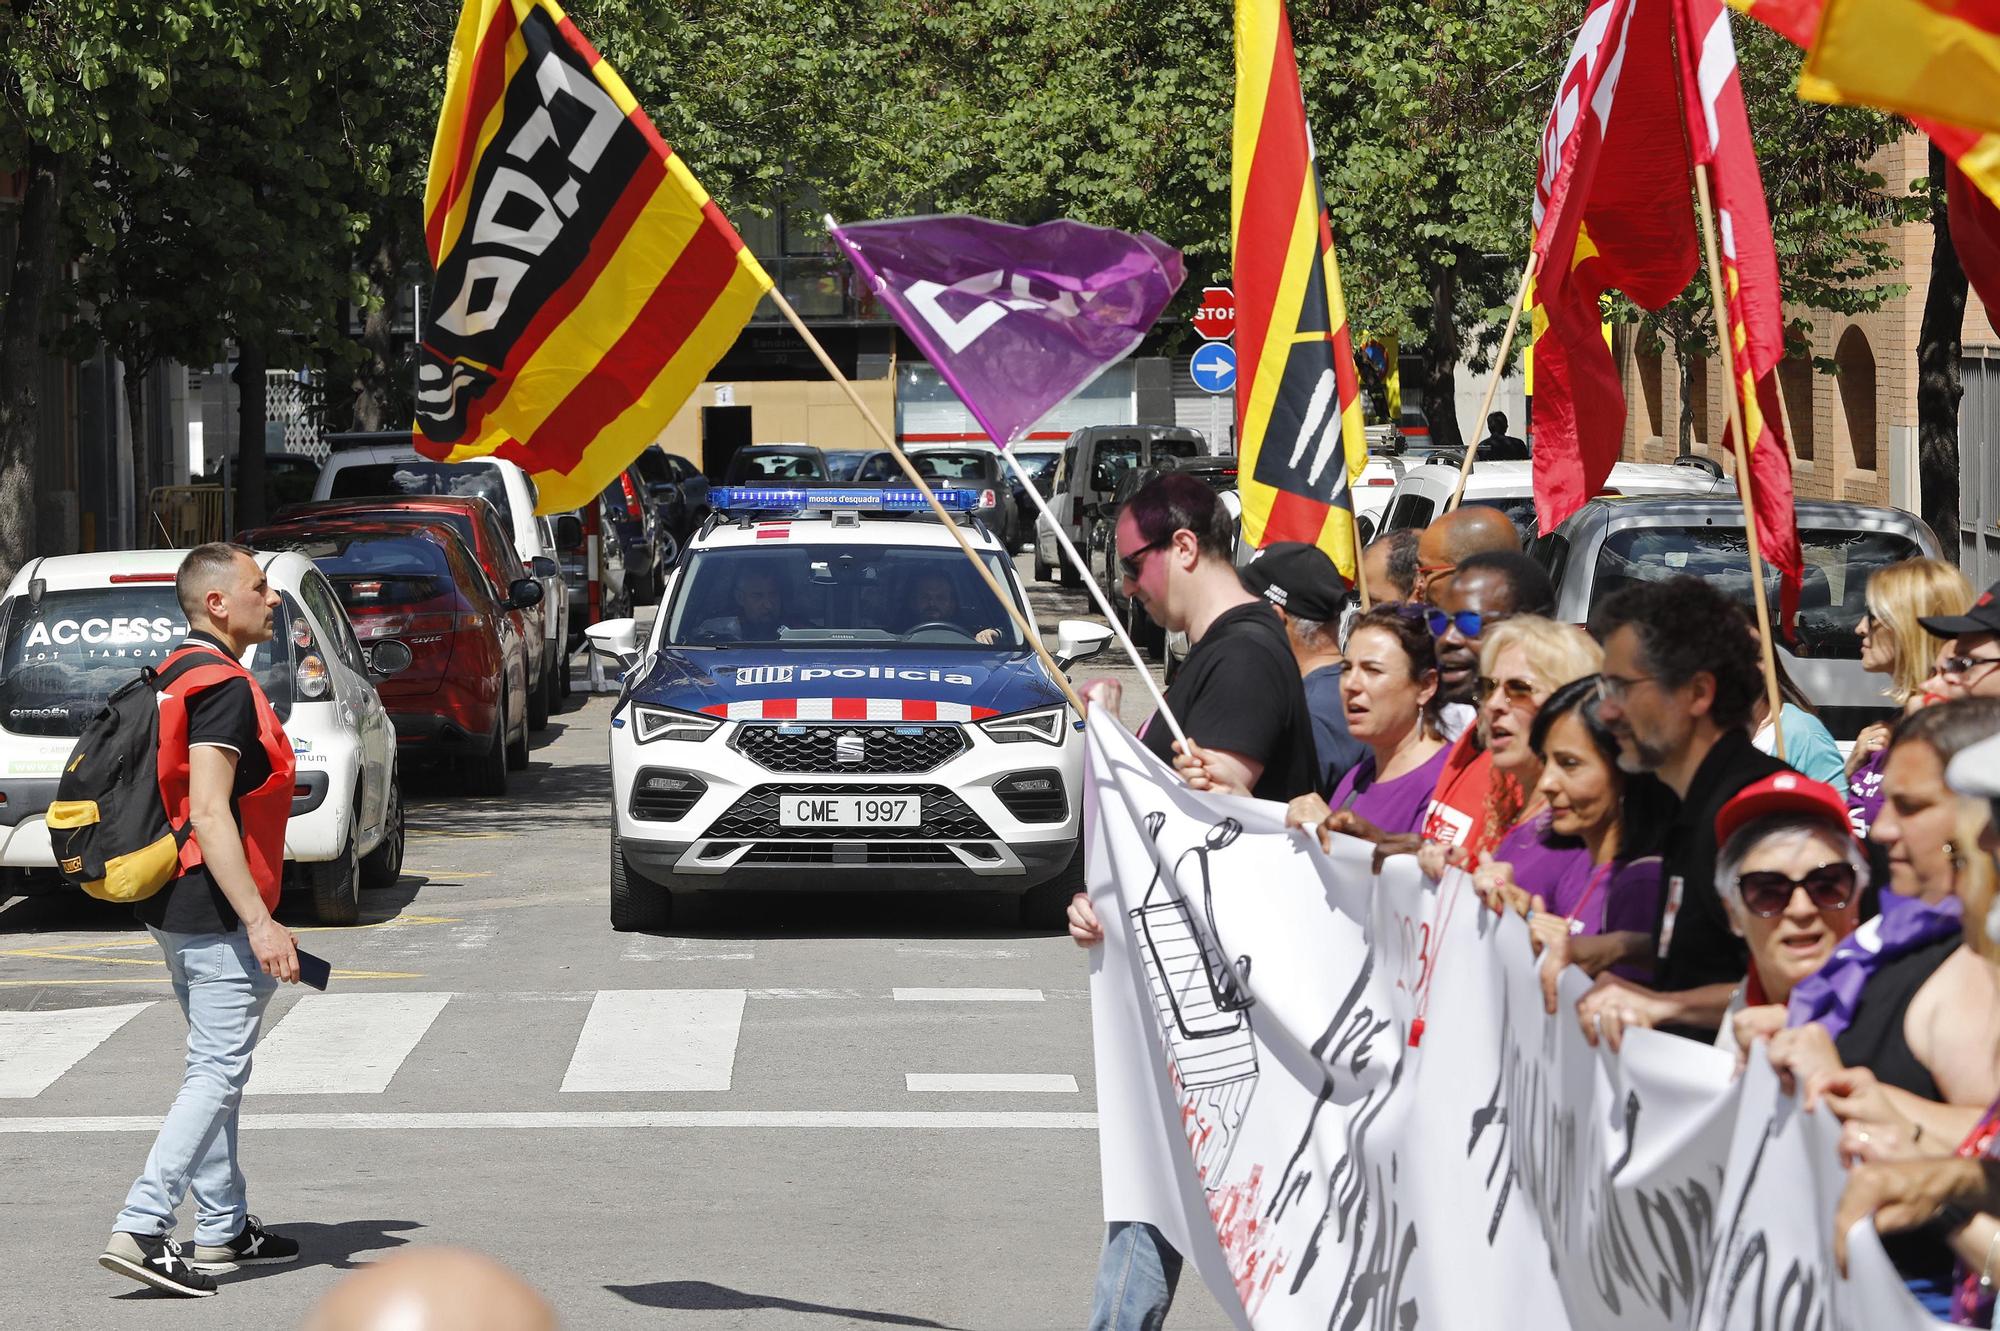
[1676,0,1805,628]
[1948,159,2000,314]
[1529,0,1699,532]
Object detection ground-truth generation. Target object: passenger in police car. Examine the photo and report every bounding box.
[696,565,797,642]
[905,569,1000,644]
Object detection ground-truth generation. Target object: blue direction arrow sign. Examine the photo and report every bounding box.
[1190,342,1237,394]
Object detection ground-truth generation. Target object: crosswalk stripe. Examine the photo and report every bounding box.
[892,987,1044,1002]
[905,1073,1079,1093]
[248,993,453,1096]
[0,1003,152,1099]
[561,989,746,1093]
[0,1110,1101,1133]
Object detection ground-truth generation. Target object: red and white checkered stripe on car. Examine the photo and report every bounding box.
[697,698,1000,722]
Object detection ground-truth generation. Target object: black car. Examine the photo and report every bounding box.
[721,445,828,485]
[907,447,1017,546]
[632,446,711,542]
[601,463,669,604]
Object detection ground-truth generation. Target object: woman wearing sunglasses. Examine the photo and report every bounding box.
[1847,559,1972,835]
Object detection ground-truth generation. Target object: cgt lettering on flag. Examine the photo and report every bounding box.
[416,0,770,514]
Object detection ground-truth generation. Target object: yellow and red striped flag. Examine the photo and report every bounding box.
[415,0,771,514]
[1233,0,1366,580]
[1803,0,2000,137]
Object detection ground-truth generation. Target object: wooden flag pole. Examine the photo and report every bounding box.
[1693,162,1787,760]
[766,288,1092,725]
[1446,252,1540,512]
[995,449,1189,746]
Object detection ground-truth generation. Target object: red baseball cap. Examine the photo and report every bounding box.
[1714,771,1856,848]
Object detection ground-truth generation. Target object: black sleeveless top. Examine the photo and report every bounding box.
[1834,935,1962,1302]
[1834,936,1961,1102]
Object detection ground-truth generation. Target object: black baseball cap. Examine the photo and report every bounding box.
[1919,581,2000,638]
[1241,542,1350,622]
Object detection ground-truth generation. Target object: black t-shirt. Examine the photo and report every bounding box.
[1140,601,1318,803]
[1652,729,1792,1000]
[133,634,273,934]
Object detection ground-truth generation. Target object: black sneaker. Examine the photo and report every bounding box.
[191,1216,299,1272]
[99,1232,217,1297]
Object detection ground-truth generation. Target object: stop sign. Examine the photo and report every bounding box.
[1191,286,1235,341]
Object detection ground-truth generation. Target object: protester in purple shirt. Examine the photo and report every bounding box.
[1477,676,1679,1003]
[1311,606,1449,838]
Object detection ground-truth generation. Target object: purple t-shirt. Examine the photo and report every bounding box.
[1492,811,1666,943]
[1848,748,1887,838]
[1327,744,1453,836]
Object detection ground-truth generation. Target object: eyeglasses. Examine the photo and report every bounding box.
[1940,653,2000,680]
[1426,609,1484,639]
[1476,676,1540,704]
[1118,537,1170,582]
[1735,862,1858,918]
[1594,672,1657,705]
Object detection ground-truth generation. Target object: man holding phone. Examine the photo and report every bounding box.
[99,544,305,1297]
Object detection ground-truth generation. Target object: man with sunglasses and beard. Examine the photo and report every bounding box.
[1066,471,1316,1331]
[1918,578,2000,699]
[1578,576,1794,1046]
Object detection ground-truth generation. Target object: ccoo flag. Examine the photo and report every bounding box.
[1233,0,1368,579]
[416,0,771,514]
[827,215,1184,450]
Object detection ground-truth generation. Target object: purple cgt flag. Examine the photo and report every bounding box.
[827,215,1185,448]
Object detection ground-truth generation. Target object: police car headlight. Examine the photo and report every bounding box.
[631,703,721,744]
[978,705,1067,746]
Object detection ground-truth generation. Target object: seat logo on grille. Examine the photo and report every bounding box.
[834,732,866,764]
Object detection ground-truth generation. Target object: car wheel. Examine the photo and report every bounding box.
[310,828,361,927]
[1019,842,1089,929]
[1058,543,1083,588]
[528,658,551,731]
[506,688,531,770]
[544,644,565,714]
[609,831,673,931]
[1033,543,1053,582]
[360,777,404,892]
[462,707,509,797]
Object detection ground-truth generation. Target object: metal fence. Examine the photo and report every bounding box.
[147,485,227,549]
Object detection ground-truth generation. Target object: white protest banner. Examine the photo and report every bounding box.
[1083,711,1947,1329]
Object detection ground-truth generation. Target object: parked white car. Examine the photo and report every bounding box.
[0,549,404,924]
[1374,456,1734,541]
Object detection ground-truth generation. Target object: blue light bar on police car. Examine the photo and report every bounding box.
[711,486,978,513]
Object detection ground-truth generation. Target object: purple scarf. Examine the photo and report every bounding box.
[1786,890,1964,1038]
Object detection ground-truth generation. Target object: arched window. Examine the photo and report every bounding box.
[1836,326,1877,472]
[1779,355,1815,462]
[1638,346,1665,443]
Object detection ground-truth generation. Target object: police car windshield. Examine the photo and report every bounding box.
[0,586,294,737]
[666,544,1024,649]
[329,461,512,529]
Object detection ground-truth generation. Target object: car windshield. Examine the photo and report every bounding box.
[301,509,479,563]
[252,531,456,612]
[913,451,994,482]
[823,450,873,482]
[1591,524,1924,659]
[725,451,825,482]
[666,543,1025,648]
[1015,452,1061,487]
[329,461,512,529]
[0,585,293,737]
[1151,439,1202,461]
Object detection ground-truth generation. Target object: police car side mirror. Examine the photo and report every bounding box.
[1055,618,1113,667]
[366,639,414,679]
[585,618,641,672]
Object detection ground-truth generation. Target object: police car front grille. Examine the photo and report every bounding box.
[733,723,968,774]
[735,842,962,866]
[708,784,996,841]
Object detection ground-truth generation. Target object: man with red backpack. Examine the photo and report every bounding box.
[98,543,305,1297]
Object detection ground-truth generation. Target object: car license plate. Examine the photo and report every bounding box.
[778,795,922,828]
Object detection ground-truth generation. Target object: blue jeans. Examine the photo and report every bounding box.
[1089,1221,1181,1331]
[114,927,276,1245]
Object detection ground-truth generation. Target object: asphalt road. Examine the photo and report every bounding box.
[0,554,1232,1331]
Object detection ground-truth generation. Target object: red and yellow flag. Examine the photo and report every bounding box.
[1678,0,1805,626]
[1232,0,1366,580]
[1804,0,2000,137]
[416,0,770,514]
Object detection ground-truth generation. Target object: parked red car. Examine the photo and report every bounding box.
[238,519,541,796]
[271,496,562,728]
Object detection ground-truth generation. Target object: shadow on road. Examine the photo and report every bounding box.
[606,1279,966,1329]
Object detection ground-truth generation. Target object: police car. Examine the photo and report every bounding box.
[587,485,1112,931]
[0,550,404,924]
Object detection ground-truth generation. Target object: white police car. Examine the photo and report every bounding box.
[588,485,1112,931]
[0,550,404,924]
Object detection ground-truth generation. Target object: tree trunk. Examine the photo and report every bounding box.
[347,230,406,433]
[1676,352,1695,454]
[1421,257,1464,453]
[0,152,62,581]
[124,359,153,548]
[1918,140,1969,557]
[234,343,269,533]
